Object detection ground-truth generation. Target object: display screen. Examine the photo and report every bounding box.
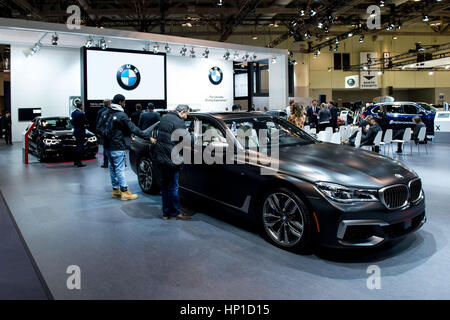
[18,108,41,122]
[85,49,166,101]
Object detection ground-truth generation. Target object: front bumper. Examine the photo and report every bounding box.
[308,195,426,248]
[43,143,98,159]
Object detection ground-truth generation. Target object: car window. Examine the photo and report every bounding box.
[371,106,380,113]
[193,119,226,147]
[41,118,73,130]
[386,104,402,113]
[403,104,419,115]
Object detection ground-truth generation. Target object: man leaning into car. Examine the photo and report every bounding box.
[150,105,192,220]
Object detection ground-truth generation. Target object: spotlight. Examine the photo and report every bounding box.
[334,45,338,52]
[335,38,339,44]
[252,36,258,40]
[217,0,223,6]
[190,47,196,58]
[299,10,305,17]
[223,50,231,60]
[242,53,249,61]
[422,14,429,22]
[180,45,187,56]
[359,35,365,42]
[310,9,317,17]
[271,56,277,64]
[153,43,159,54]
[317,22,323,29]
[328,15,334,24]
[428,71,434,76]
[328,67,332,72]
[165,43,171,54]
[202,48,210,58]
[234,51,239,59]
[378,71,383,75]
[252,53,257,61]
[30,42,42,55]
[379,1,385,7]
[324,27,329,34]
[445,65,450,70]
[51,33,59,46]
[348,32,353,38]
[99,38,107,50]
[329,45,333,52]
[85,37,94,48]
[313,53,317,59]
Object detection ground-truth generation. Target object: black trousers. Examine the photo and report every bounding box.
[4,130,12,144]
[74,136,85,164]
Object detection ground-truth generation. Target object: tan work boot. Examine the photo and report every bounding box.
[112,188,121,198]
[121,189,138,201]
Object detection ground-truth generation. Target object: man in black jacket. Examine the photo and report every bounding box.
[131,104,143,126]
[97,94,148,201]
[138,103,161,130]
[150,105,191,220]
[1,112,12,145]
[71,102,87,167]
[306,100,319,128]
[329,101,338,132]
[345,117,382,152]
[96,99,111,168]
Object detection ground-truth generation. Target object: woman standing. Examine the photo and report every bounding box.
[288,103,306,129]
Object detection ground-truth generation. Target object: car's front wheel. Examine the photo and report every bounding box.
[259,188,314,252]
[138,158,159,194]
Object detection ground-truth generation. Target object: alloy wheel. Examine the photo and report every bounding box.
[262,192,305,247]
[138,159,153,192]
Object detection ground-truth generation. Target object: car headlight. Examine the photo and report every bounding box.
[43,138,60,146]
[315,182,379,203]
[87,136,97,143]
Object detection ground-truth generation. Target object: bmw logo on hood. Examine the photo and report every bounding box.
[209,66,223,85]
[117,64,141,90]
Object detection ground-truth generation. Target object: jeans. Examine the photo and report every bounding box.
[105,150,128,191]
[159,164,181,217]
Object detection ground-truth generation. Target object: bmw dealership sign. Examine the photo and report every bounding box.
[116,64,141,90]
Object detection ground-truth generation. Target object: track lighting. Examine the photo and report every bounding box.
[379,1,385,7]
[359,35,365,42]
[422,14,429,22]
[51,33,58,46]
[299,10,305,17]
[242,53,249,61]
[324,27,329,34]
[271,56,277,64]
[217,0,223,6]
[99,38,107,50]
[348,32,353,38]
[153,43,159,54]
[223,50,230,60]
[165,43,171,54]
[190,47,196,58]
[252,53,257,61]
[85,37,94,48]
[313,53,317,59]
[180,45,187,56]
[335,38,339,44]
[234,51,239,59]
[334,45,338,52]
[30,42,42,55]
[317,22,323,29]
[310,9,316,17]
[329,45,333,52]
[202,48,209,58]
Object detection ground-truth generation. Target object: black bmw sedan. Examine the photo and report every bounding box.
[130,112,426,252]
[27,116,99,162]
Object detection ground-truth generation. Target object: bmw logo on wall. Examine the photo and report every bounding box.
[117,64,141,90]
[209,66,223,85]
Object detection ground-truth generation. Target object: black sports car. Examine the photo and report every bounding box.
[27,116,99,162]
[129,112,426,252]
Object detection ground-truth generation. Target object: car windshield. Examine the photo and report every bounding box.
[224,116,316,149]
[418,103,437,113]
[40,118,73,130]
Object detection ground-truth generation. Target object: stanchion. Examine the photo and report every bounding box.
[22,123,35,164]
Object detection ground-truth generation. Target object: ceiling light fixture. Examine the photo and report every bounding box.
[51,33,59,46]
[223,50,230,60]
[153,43,159,54]
[180,45,187,56]
[99,38,107,50]
[359,35,365,42]
[202,48,210,58]
[271,56,277,64]
[165,43,171,54]
[190,47,195,58]
[85,37,94,48]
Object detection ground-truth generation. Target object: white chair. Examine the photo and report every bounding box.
[309,128,316,135]
[380,129,393,156]
[325,127,333,135]
[392,127,412,155]
[317,131,327,142]
[416,126,428,155]
[304,125,310,132]
[361,131,382,152]
[354,130,362,148]
[331,132,341,144]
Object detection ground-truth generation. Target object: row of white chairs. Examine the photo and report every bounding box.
[304,125,428,156]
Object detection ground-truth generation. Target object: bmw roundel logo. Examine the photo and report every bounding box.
[209,66,223,85]
[117,64,141,90]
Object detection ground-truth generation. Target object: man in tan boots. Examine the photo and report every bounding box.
[97,94,148,201]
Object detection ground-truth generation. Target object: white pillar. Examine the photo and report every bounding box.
[269,53,288,110]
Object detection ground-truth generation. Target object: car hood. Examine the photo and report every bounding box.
[274,143,417,189]
[43,129,95,138]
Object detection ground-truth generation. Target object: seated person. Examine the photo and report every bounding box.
[344,117,381,152]
[359,115,373,134]
[412,116,427,144]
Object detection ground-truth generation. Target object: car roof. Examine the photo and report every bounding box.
[36,116,70,120]
[191,112,273,120]
[375,102,418,105]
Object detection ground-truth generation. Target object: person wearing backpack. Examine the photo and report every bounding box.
[97,94,147,201]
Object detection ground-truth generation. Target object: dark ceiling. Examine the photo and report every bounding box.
[1,0,450,50]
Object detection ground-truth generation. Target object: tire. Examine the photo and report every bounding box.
[137,158,160,194]
[37,141,47,162]
[258,187,315,253]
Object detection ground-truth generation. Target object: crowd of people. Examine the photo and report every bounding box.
[285,99,338,132]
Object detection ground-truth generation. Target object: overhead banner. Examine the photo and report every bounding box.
[360,52,379,89]
[345,75,359,89]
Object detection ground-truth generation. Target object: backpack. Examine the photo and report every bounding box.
[98,111,116,140]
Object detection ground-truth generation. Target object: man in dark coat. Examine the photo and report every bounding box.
[306,100,319,128]
[138,103,161,130]
[71,102,87,167]
[329,101,338,132]
[345,117,382,152]
[96,99,111,168]
[131,104,143,126]
[150,105,191,220]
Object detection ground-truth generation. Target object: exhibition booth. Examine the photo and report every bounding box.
[0,18,289,141]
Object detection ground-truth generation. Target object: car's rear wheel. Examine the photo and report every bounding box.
[259,188,314,252]
[138,158,159,194]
